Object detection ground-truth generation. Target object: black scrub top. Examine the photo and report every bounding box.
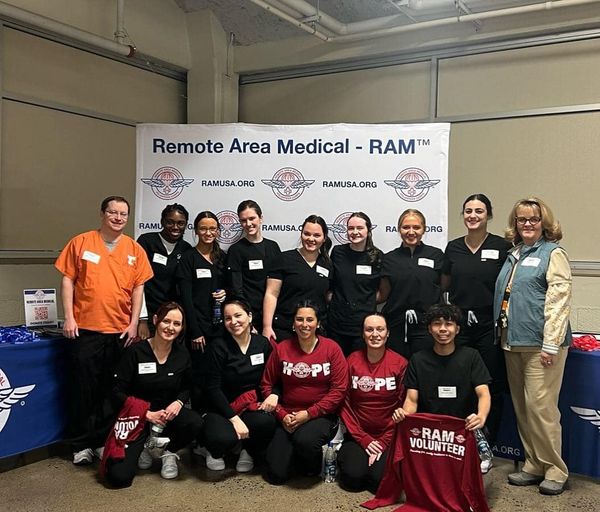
[176,247,227,340]
[381,243,444,325]
[137,232,191,320]
[226,237,281,318]
[442,234,511,310]
[328,243,382,337]
[268,249,332,329]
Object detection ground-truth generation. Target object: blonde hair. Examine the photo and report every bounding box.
[397,209,426,230]
[504,196,562,244]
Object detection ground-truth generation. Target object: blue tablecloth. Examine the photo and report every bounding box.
[0,337,69,458]
[494,348,600,479]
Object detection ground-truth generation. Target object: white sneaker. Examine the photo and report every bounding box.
[194,446,225,471]
[160,451,180,479]
[138,447,153,470]
[480,458,493,474]
[73,448,94,466]
[235,449,254,473]
[93,447,104,460]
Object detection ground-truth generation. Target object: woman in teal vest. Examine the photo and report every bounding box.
[493,197,571,496]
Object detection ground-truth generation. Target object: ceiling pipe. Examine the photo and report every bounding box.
[0,0,136,57]
[115,0,126,44]
[333,0,600,43]
[249,0,330,41]
[258,0,600,43]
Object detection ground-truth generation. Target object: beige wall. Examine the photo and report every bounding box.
[238,36,600,333]
[1,0,191,68]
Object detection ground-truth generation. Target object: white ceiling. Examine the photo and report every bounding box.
[174,0,600,45]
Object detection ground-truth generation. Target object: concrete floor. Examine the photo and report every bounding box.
[0,452,598,512]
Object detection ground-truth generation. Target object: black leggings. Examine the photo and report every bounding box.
[265,415,338,485]
[203,410,277,458]
[337,437,388,494]
[105,407,204,488]
[455,311,507,441]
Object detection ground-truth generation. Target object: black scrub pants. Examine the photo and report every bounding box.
[456,309,507,441]
[203,410,277,458]
[387,314,434,360]
[327,328,363,357]
[68,331,123,451]
[265,415,338,485]
[105,407,204,488]
[337,437,388,494]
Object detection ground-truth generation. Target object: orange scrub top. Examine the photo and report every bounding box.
[55,230,154,333]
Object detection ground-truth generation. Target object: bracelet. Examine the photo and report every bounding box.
[176,400,184,407]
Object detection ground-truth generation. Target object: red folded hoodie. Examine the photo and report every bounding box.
[100,396,150,478]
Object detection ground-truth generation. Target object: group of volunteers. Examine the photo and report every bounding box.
[55,192,571,498]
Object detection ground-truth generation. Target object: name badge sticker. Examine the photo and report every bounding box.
[418,258,434,269]
[356,265,372,275]
[82,251,100,264]
[438,386,457,398]
[522,257,541,267]
[250,353,265,366]
[138,362,157,375]
[481,249,499,261]
[248,259,264,270]
[316,265,330,277]
[196,268,212,279]
[153,253,168,265]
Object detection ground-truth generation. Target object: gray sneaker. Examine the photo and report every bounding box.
[138,447,153,470]
[72,448,94,466]
[508,471,544,486]
[539,479,566,495]
[160,451,180,479]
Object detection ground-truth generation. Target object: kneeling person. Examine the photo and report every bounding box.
[393,304,491,469]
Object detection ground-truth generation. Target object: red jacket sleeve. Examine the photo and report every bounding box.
[306,342,349,419]
[260,346,289,422]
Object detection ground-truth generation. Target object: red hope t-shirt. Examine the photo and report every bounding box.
[340,348,408,450]
[261,336,348,421]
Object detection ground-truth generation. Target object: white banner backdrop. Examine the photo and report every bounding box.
[135,123,450,252]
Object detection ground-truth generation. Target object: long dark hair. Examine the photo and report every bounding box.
[193,211,226,267]
[348,212,382,266]
[301,214,332,265]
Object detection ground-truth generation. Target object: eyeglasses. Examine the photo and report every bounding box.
[516,216,541,226]
[105,210,129,218]
[165,220,187,228]
[197,227,218,234]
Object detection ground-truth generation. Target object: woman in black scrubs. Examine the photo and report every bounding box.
[106,302,203,487]
[328,212,383,356]
[176,211,227,411]
[442,193,511,444]
[227,200,281,332]
[201,298,276,472]
[137,203,191,339]
[379,209,444,359]
[262,214,332,342]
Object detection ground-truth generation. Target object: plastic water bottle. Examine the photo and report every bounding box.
[212,289,223,326]
[474,428,493,462]
[323,442,337,483]
[145,423,170,455]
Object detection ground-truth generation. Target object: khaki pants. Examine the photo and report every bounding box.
[504,347,569,483]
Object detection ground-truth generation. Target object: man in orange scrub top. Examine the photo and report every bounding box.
[55,196,153,466]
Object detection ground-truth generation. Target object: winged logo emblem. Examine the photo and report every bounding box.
[0,382,36,433]
[262,168,314,201]
[570,406,600,431]
[386,168,440,202]
[141,167,194,200]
